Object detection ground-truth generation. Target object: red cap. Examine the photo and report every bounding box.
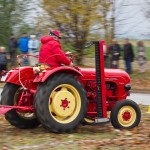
[50,30,61,39]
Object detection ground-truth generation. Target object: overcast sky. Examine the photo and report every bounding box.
[27,0,150,40]
[115,0,150,39]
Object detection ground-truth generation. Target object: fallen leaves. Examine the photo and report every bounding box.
[0,106,149,149]
[130,71,150,91]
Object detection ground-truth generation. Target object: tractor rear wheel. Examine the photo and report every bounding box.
[34,73,87,133]
[1,83,40,129]
[110,99,141,129]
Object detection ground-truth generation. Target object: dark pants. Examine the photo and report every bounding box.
[0,64,7,77]
[125,58,132,74]
[10,52,16,67]
[104,55,110,68]
[111,60,119,69]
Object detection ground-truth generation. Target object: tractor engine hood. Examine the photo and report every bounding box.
[79,68,130,83]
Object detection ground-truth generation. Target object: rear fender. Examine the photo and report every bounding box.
[6,67,36,85]
[33,66,83,83]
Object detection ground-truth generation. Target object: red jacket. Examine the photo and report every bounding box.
[39,36,71,67]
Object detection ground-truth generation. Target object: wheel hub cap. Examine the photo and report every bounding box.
[122,111,131,121]
[51,90,75,117]
[61,99,69,108]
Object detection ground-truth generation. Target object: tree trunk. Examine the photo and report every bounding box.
[73,40,85,65]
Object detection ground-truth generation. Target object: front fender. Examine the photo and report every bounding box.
[6,67,36,85]
[33,66,83,83]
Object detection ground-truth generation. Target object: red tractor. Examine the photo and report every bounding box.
[0,40,141,133]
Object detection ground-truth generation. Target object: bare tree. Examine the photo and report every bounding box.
[109,0,145,40]
[41,0,106,65]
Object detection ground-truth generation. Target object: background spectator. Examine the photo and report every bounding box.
[109,39,121,69]
[103,44,110,68]
[18,33,29,66]
[0,47,9,76]
[28,35,39,66]
[123,38,134,74]
[8,34,18,67]
[137,41,146,73]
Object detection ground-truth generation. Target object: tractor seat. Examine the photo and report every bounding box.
[33,63,51,73]
[38,63,51,70]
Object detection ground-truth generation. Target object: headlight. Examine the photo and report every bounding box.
[124,84,131,91]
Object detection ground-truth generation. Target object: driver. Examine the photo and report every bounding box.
[39,30,72,67]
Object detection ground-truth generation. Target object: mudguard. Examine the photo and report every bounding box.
[5,66,36,86]
[33,66,83,83]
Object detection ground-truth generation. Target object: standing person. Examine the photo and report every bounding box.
[137,41,146,73]
[123,38,134,74]
[18,33,29,66]
[109,39,121,69]
[0,47,9,76]
[28,35,39,66]
[8,34,18,67]
[103,44,110,68]
[39,30,72,67]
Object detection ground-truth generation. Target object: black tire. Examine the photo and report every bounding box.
[110,99,141,129]
[34,73,87,133]
[1,83,40,129]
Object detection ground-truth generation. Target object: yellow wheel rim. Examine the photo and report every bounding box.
[118,106,136,127]
[49,84,81,124]
[84,118,94,123]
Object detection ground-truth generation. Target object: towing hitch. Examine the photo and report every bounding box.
[0,105,34,115]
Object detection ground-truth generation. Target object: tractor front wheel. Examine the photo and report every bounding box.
[34,73,87,133]
[110,99,141,129]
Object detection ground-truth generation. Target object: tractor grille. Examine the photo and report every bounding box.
[95,41,103,118]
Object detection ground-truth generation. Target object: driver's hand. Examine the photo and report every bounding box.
[66,51,72,55]
[69,62,74,67]
[114,52,119,55]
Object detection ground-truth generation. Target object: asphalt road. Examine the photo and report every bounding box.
[127,93,150,105]
[0,88,149,105]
